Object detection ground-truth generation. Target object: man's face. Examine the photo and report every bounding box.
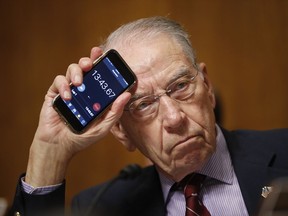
[111,35,217,181]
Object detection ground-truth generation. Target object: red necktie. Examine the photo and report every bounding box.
[179,174,211,216]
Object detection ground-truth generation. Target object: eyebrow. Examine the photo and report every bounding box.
[168,66,192,84]
[130,65,193,101]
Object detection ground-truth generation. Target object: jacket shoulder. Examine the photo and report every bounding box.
[223,128,288,168]
[72,165,165,216]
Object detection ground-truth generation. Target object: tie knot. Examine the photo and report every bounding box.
[177,173,211,216]
[178,173,206,198]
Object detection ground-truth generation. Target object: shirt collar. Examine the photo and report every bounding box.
[198,124,234,184]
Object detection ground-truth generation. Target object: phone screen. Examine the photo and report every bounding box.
[53,49,136,133]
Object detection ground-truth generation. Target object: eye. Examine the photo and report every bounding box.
[171,79,190,92]
[134,99,154,111]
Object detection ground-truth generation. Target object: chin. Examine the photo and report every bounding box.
[173,153,211,180]
[163,162,202,182]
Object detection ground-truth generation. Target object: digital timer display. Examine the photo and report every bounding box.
[63,56,130,126]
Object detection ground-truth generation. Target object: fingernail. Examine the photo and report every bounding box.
[74,75,82,84]
[64,90,71,99]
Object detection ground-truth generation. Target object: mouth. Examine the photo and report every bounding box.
[176,135,198,145]
[171,134,202,152]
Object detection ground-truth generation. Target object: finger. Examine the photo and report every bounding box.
[48,75,71,100]
[65,63,83,87]
[90,47,103,62]
[65,47,103,87]
[78,57,93,73]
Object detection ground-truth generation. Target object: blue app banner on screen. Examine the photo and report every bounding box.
[63,56,129,126]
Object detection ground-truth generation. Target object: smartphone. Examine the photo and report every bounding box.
[53,49,137,133]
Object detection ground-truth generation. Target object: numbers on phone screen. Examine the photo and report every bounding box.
[92,70,116,98]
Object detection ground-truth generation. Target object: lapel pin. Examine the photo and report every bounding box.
[261,186,273,198]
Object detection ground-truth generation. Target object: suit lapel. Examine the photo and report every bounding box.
[232,156,272,214]
[222,129,277,215]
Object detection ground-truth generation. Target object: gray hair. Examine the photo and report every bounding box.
[102,16,197,65]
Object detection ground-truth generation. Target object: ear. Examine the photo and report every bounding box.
[110,121,137,152]
[198,63,216,109]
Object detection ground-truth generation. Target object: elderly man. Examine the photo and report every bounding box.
[10,17,288,216]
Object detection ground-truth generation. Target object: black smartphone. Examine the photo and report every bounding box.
[53,49,137,133]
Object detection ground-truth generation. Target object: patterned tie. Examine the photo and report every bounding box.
[179,173,211,216]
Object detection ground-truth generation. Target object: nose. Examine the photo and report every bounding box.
[158,96,185,131]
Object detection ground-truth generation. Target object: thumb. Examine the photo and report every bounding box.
[84,92,131,137]
[110,91,131,115]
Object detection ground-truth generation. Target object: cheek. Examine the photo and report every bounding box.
[186,89,216,129]
[122,119,163,157]
[180,94,217,151]
[184,103,215,132]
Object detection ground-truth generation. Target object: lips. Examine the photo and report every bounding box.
[176,135,198,146]
[169,134,202,153]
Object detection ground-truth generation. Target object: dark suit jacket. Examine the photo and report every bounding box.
[9,128,288,216]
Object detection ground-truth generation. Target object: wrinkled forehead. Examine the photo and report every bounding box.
[118,35,190,73]
[111,34,194,93]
